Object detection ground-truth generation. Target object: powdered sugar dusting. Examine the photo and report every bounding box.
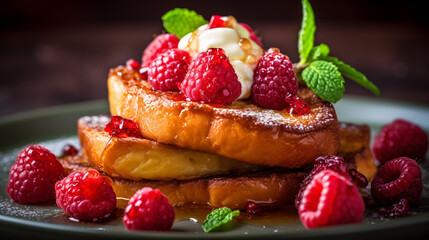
[213,95,336,132]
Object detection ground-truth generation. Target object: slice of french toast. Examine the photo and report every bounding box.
[78,115,266,181]
[60,154,306,210]
[108,66,340,168]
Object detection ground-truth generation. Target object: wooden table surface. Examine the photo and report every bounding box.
[1,0,429,117]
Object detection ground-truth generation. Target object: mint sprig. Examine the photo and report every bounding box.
[298,0,316,65]
[162,8,207,38]
[297,0,379,102]
[202,207,240,233]
[302,61,345,103]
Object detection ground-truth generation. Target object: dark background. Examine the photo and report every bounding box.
[1,0,429,117]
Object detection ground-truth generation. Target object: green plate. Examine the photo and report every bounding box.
[1,97,429,239]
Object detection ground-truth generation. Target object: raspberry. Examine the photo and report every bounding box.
[126,59,141,70]
[55,170,116,221]
[298,170,364,229]
[104,116,142,138]
[295,156,348,208]
[379,198,410,217]
[372,119,428,164]
[62,144,78,156]
[371,157,422,205]
[239,23,263,48]
[7,145,65,203]
[246,202,263,216]
[142,34,179,68]
[348,168,369,189]
[179,48,241,105]
[252,48,298,110]
[123,187,175,231]
[285,93,311,116]
[148,49,191,91]
[208,15,226,29]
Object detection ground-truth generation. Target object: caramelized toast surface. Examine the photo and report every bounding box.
[108,66,340,168]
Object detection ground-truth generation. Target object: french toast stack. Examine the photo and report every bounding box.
[60,65,376,210]
[59,8,379,211]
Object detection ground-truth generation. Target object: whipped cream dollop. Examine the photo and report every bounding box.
[178,20,263,99]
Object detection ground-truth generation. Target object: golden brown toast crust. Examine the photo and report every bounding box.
[108,66,340,168]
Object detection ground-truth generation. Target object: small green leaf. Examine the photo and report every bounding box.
[302,60,345,103]
[202,207,240,233]
[298,0,316,65]
[162,8,207,38]
[309,43,330,61]
[321,56,380,96]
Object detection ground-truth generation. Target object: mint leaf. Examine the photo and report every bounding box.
[309,43,330,61]
[202,207,240,232]
[321,56,380,96]
[298,0,316,65]
[302,60,345,103]
[162,8,207,38]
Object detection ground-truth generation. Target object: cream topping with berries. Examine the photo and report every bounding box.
[178,16,263,99]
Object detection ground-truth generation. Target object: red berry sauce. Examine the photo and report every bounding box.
[62,144,78,156]
[104,116,142,138]
[285,93,311,115]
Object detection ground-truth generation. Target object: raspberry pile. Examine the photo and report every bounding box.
[371,157,422,205]
[252,48,300,110]
[179,48,241,105]
[55,170,117,221]
[104,116,142,138]
[298,170,364,228]
[138,20,312,114]
[148,48,191,91]
[123,187,175,231]
[7,145,65,203]
[372,119,428,164]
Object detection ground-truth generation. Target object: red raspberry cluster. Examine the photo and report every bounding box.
[139,30,308,112]
[7,144,175,231]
